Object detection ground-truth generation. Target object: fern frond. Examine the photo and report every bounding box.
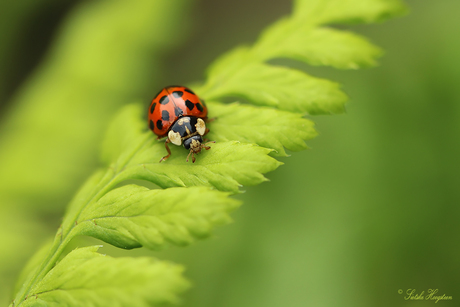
[10,0,407,306]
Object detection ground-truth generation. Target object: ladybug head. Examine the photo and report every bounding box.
[184,135,204,154]
[184,135,214,163]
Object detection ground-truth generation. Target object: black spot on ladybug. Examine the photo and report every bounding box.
[196,103,204,112]
[150,102,156,114]
[156,120,163,130]
[174,107,183,117]
[185,99,195,110]
[159,95,169,105]
[172,91,183,98]
[149,120,154,131]
[162,110,170,121]
[184,88,195,95]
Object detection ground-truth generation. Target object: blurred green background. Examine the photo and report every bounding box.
[0,0,458,306]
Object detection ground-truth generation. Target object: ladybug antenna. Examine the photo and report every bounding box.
[186,150,195,163]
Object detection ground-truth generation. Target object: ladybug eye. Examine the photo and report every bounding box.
[196,118,206,136]
[168,130,182,146]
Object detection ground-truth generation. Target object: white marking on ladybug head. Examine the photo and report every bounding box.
[190,138,202,153]
[168,130,182,146]
[196,118,206,136]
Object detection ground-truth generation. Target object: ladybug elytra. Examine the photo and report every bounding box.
[148,86,214,163]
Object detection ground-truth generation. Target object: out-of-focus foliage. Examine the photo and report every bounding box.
[0,0,192,304]
[0,0,191,210]
[0,0,69,106]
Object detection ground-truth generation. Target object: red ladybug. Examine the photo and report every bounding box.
[148,86,214,163]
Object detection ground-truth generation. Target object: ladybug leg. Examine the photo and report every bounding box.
[205,117,217,123]
[159,138,172,163]
[204,141,215,148]
[203,141,215,151]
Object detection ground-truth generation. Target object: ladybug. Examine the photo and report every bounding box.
[148,86,214,163]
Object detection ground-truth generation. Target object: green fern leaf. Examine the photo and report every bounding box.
[207,102,317,155]
[253,19,382,69]
[125,141,280,193]
[75,185,240,249]
[293,0,407,24]
[20,246,188,307]
[100,104,146,165]
[202,62,347,114]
